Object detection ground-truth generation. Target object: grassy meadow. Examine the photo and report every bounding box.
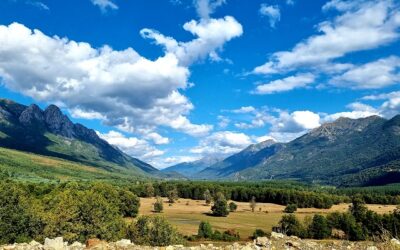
[138,197,398,240]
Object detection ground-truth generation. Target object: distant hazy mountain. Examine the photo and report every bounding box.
[196,139,280,179]
[0,98,161,177]
[162,156,222,177]
[197,115,400,186]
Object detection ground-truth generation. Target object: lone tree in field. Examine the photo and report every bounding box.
[153,196,163,213]
[250,196,257,212]
[229,202,237,212]
[211,192,229,217]
[203,189,212,205]
[167,188,179,204]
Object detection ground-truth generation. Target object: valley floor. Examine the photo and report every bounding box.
[137,198,398,240]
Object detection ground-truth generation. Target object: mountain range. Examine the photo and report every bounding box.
[171,115,400,186]
[1,98,400,186]
[161,156,222,178]
[0,98,162,178]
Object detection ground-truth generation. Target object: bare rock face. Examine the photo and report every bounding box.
[18,104,45,127]
[44,105,75,138]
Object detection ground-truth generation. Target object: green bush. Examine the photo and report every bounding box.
[276,214,305,237]
[229,202,237,212]
[284,204,297,213]
[127,216,184,246]
[252,229,267,239]
[153,196,163,213]
[197,221,213,238]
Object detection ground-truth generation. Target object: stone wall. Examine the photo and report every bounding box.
[2,233,400,250]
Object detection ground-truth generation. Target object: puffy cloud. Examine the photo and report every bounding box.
[191,131,253,155]
[362,91,400,118]
[254,0,400,74]
[253,73,315,94]
[91,0,118,12]
[0,22,217,138]
[323,102,379,121]
[195,0,226,19]
[69,108,106,120]
[274,110,321,132]
[97,130,164,160]
[329,56,400,89]
[141,16,243,66]
[259,4,281,28]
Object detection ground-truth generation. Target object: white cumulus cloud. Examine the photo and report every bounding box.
[253,73,315,94]
[254,0,400,74]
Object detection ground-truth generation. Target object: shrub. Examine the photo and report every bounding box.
[203,189,212,205]
[229,202,237,212]
[284,204,297,213]
[118,189,140,217]
[167,188,179,204]
[153,196,163,213]
[127,216,184,246]
[222,229,240,241]
[211,192,229,217]
[252,229,267,239]
[197,221,213,238]
[276,214,305,237]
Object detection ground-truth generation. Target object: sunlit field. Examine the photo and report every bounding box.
[138,198,398,240]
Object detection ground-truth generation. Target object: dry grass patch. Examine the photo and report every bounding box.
[139,198,398,240]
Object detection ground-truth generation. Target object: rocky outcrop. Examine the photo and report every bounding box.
[44,105,75,138]
[19,104,45,127]
[1,236,396,250]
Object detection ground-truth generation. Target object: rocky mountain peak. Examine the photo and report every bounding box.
[44,104,75,138]
[18,104,45,126]
[308,115,383,141]
[244,139,276,153]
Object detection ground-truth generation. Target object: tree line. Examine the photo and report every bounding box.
[129,181,400,209]
[275,196,400,241]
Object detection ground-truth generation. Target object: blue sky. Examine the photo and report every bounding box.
[0,0,399,168]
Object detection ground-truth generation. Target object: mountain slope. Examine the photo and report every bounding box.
[0,147,142,183]
[162,156,222,177]
[0,98,160,177]
[196,139,282,179]
[234,115,400,186]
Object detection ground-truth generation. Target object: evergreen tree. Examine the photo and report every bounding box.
[309,214,331,239]
[211,192,229,217]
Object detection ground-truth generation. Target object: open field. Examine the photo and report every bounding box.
[0,147,137,182]
[138,197,398,240]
